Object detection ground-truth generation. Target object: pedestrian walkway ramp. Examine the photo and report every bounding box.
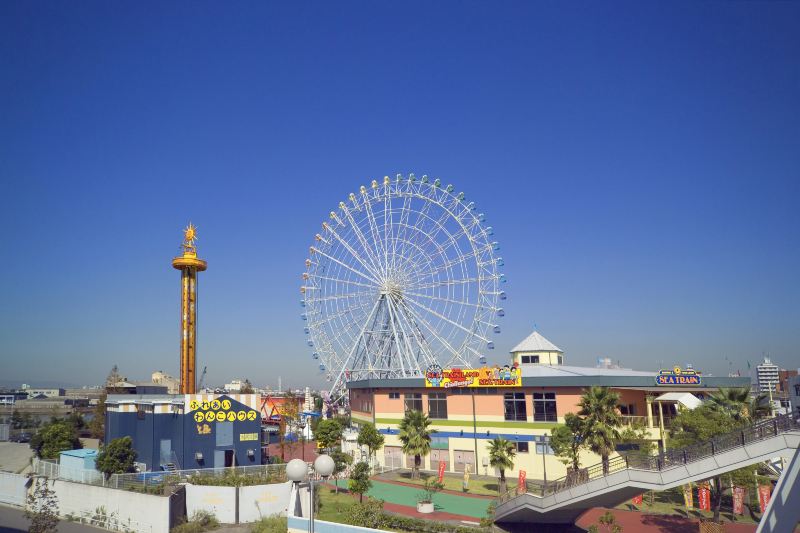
[495,416,800,526]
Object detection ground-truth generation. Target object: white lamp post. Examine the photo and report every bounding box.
[286,458,309,518]
[310,454,335,533]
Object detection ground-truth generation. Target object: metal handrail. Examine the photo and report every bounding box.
[498,414,799,505]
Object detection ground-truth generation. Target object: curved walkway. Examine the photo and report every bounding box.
[496,416,800,525]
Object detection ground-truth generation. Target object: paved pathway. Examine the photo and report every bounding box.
[0,443,34,474]
[576,507,758,533]
[0,504,105,533]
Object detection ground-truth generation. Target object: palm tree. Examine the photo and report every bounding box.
[398,410,433,479]
[577,386,622,475]
[487,437,516,494]
[708,387,771,422]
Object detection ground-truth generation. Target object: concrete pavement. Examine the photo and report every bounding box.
[0,443,33,474]
[0,504,105,533]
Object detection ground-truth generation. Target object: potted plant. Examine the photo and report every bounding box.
[416,479,443,514]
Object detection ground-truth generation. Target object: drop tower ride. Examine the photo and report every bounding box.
[172,223,207,394]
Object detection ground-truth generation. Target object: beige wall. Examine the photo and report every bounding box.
[362,385,663,481]
[512,350,562,365]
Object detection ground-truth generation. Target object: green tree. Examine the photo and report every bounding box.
[550,413,585,472]
[707,387,771,423]
[25,477,59,533]
[349,461,372,502]
[95,436,137,479]
[89,365,125,441]
[315,419,343,451]
[30,421,81,459]
[577,386,622,475]
[356,422,385,462]
[487,436,516,494]
[669,404,740,522]
[617,420,656,457]
[397,410,433,479]
[587,510,623,533]
[65,413,85,431]
[11,410,23,429]
[240,380,255,394]
[330,448,353,494]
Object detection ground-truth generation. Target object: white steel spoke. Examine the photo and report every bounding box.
[361,188,387,275]
[310,246,380,285]
[403,293,491,344]
[323,222,383,281]
[339,205,385,277]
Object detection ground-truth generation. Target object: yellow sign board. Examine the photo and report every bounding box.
[240,432,258,441]
[425,364,521,388]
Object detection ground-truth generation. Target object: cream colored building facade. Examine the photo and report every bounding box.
[347,330,750,482]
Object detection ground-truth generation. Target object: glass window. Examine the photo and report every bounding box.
[404,393,422,412]
[428,392,448,419]
[533,392,557,422]
[431,435,449,449]
[504,392,527,421]
[521,355,540,364]
[389,392,400,399]
[516,442,529,453]
[557,355,563,365]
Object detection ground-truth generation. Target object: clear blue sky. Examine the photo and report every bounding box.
[1,2,798,389]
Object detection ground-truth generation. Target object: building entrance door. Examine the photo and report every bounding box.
[160,439,172,467]
[453,450,475,473]
[384,446,403,470]
[224,449,235,467]
[430,449,450,472]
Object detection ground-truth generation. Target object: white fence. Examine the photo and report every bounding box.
[0,471,28,506]
[33,458,287,492]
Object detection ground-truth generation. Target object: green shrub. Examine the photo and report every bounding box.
[250,514,287,533]
[344,498,386,529]
[188,468,286,487]
[170,510,219,533]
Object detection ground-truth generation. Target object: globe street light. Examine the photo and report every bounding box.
[286,459,309,518]
[303,454,334,533]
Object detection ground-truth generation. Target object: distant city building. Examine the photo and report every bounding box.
[19,386,65,398]
[757,357,780,394]
[151,371,180,394]
[510,329,564,366]
[790,373,800,419]
[225,379,244,392]
[777,368,798,414]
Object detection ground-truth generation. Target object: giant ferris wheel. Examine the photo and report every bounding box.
[300,174,506,400]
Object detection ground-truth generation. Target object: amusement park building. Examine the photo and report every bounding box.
[346,330,749,481]
[105,393,264,471]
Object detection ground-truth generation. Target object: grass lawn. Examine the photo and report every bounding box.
[616,487,763,525]
[378,470,501,497]
[316,486,362,523]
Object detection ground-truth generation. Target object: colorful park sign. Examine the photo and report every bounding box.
[655,366,702,386]
[425,364,522,388]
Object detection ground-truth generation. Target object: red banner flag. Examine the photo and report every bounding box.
[631,494,643,506]
[733,487,745,515]
[698,484,711,511]
[437,460,446,483]
[518,470,526,494]
[683,484,694,510]
[758,485,772,514]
